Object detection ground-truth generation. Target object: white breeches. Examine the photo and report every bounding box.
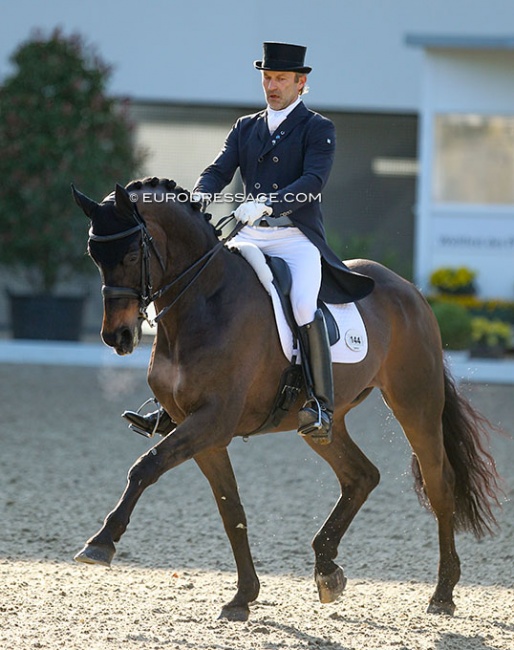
[232,225,321,326]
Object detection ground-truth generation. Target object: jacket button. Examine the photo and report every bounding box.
[254,182,261,189]
[272,156,279,163]
[272,183,278,190]
[258,156,264,163]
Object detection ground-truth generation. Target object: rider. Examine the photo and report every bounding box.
[124,42,374,443]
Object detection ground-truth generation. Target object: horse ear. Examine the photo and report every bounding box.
[115,183,137,222]
[71,184,98,217]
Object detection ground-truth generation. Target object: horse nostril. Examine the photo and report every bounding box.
[118,327,134,352]
[101,327,133,352]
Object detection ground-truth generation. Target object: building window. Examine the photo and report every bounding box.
[433,113,514,204]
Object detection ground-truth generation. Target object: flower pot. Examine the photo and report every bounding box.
[438,284,475,296]
[7,292,86,341]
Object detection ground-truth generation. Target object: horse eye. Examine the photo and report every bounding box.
[125,251,139,265]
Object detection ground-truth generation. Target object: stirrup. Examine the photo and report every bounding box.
[298,397,333,444]
[124,397,162,438]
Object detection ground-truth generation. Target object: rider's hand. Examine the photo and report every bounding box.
[234,199,273,225]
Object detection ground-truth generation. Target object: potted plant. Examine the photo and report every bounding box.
[431,301,472,350]
[0,29,143,340]
[469,317,512,359]
[429,266,477,296]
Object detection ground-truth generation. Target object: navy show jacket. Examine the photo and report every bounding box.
[194,101,374,304]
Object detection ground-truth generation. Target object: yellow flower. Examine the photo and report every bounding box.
[471,317,512,347]
[429,267,476,294]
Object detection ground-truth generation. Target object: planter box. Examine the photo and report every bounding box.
[8,293,86,341]
[469,344,506,359]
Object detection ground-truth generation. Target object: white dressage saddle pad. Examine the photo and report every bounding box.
[232,242,368,364]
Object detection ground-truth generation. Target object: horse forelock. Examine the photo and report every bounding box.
[87,201,141,268]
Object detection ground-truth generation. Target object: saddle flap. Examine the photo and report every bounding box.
[266,255,340,346]
[318,301,340,345]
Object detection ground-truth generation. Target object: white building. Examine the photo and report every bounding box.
[1,0,514,331]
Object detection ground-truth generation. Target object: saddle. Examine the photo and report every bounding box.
[266,255,340,347]
[245,255,340,437]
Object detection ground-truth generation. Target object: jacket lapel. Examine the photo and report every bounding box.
[256,110,269,142]
[257,102,310,158]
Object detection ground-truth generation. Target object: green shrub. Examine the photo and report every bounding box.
[0,28,144,292]
[431,301,472,350]
[427,295,514,326]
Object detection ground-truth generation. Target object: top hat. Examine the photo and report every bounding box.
[254,42,312,74]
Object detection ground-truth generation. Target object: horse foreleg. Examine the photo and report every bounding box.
[304,417,380,604]
[194,448,259,621]
[74,405,234,568]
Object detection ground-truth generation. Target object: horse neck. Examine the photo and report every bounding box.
[161,200,219,271]
[149,199,226,319]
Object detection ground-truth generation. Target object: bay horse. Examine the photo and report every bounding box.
[72,177,501,622]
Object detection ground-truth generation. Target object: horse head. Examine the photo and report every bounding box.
[72,182,161,355]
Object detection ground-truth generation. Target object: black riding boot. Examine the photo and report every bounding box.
[122,405,176,437]
[297,309,334,445]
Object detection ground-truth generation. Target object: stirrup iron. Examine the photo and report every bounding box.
[125,397,161,438]
[298,397,333,444]
[298,396,324,435]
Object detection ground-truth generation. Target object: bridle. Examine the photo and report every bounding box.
[89,208,243,326]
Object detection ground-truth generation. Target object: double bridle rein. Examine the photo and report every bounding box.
[89,208,243,326]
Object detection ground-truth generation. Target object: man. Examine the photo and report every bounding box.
[124,42,374,443]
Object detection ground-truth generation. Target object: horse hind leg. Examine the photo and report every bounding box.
[410,443,461,615]
[382,385,460,615]
[303,416,380,604]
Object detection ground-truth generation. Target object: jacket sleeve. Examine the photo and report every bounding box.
[270,117,336,217]
[193,120,241,198]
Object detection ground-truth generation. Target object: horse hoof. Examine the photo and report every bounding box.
[218,605,250,622]
[427,599,455,616]
[74,542,115,567]
[315,566,347,604]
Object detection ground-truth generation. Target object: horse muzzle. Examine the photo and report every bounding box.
[101,287,144,354]
[102,322,141,355]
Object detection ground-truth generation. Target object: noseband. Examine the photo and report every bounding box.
[89,209,243,326]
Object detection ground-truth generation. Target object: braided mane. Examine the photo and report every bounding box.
[125,177,203,213]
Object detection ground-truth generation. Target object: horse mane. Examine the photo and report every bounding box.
[125,177,203,213]
[124,176,222,237]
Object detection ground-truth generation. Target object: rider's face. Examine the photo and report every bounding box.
[262,70,306,111]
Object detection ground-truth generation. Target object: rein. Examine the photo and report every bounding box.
[151,215,244,323]
[89,209,243,326]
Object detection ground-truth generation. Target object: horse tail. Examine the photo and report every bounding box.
[412,363,503,539]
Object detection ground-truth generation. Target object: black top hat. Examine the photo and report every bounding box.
[254,42,312,74]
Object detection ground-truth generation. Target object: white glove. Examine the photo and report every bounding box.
[234,199,273,225]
